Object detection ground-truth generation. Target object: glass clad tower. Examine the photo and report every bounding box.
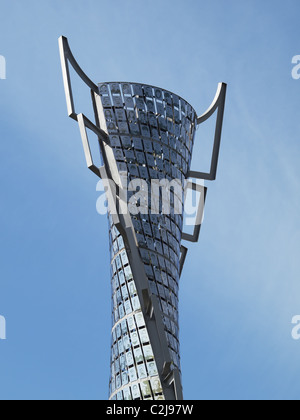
[59,36,226,401]
[102,82,197,400]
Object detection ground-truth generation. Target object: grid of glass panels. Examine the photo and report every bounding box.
[108,213,165,401]
[99,82,196,183]
[99,82,197,400]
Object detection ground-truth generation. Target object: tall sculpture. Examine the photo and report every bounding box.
[59,36,226,401]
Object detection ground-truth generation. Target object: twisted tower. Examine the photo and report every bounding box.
[59,36,226,401]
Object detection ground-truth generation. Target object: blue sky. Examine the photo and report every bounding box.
[0,0,300,400]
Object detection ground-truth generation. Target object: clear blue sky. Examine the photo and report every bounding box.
[0,0,300,400]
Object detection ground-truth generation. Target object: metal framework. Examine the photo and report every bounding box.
[59,36,226,401]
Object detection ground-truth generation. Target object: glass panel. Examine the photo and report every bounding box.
[133,347,144,364]
[129,366,138,382]
[139,328,149,344]
[150,377,163,395]
[123,387,132,400]
[147,361,158,376]
[131,383,141,399]
[130,330,140,347]
[141,380,152,398]
[126,350,134,367]
[137,363,147,379]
